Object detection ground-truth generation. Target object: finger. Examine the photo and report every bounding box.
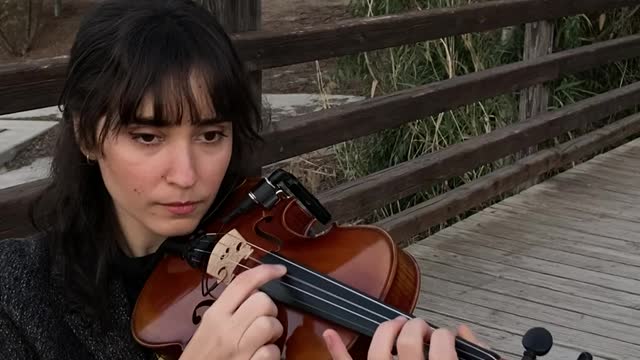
[322,329,352,360]
[457,324,487,348]
[249,344,281,360]
[396,318,430,360]
[214,264,286,313]
[368,317,408,360]
[428,328,457,360]
[237,315,284,352]
[232,291,279,330]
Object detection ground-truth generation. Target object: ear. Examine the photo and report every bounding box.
[72,116,94,160]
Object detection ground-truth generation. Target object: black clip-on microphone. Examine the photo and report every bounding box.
[221,169,332,225]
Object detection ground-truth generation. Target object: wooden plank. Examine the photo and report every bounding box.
[0,57,68,116]
[541,175,640,200]
[411,238,640,298]
[575,161,640,183]
[0,178,49,239]
[484,201,640,244]
[375,114,640,242]
[504,173,640,217]
[556,160,640,187]
[498,191,640,234]
[534,178,640,206]
[413,308,583,360]
[404,132,640,359]
[584,153,640,172]
[563,169,640,193]
[254,34,640,167]
[421,276,640,347]
[454,212,640,267]
[411,241,640,312]
[235,0,640,70]
[405,250,640,327]
[3,27,640,128]
[314,81,640,222]
[607,147,640,158]
[460,210,640,252]
[420,293,639,359]
[427,227,640,280]
[560,154,640,175]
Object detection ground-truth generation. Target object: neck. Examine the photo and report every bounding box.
[115,224,165,258]
[258,252,501,360]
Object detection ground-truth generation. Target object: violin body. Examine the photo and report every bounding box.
[131,175,421,359]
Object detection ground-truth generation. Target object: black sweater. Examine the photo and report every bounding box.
[0,234,160,360]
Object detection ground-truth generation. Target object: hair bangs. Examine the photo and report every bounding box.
[96,11,260,142]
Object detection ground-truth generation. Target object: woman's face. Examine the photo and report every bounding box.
[93,78,233,257]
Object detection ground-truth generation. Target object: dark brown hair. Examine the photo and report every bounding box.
[30,0,262,322]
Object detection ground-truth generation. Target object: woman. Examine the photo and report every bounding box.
[0,0,484,359]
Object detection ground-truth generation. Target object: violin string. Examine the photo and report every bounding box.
[203,231,406,324]
[202,231,493,360]
[209,250,488,360]
[234,261,391,327]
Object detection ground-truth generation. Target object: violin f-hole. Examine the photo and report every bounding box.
[192,299,215,325]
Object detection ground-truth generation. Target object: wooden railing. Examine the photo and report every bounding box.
[2,0,640,243]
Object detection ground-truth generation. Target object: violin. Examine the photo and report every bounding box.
[130,169,592,360]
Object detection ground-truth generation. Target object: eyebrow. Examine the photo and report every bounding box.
[130,116,221,127]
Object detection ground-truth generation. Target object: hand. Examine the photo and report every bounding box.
[322,317,485,360]
[179,264,287,360]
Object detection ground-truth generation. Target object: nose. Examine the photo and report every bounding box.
[163,142,197,188]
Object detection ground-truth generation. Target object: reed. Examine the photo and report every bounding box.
[331,0,640,229]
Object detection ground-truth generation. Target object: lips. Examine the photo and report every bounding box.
[160,201,201,215]
[162,201,198,206]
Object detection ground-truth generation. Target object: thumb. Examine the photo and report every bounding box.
[323,329,353,360]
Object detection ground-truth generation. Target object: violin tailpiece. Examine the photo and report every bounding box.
[206,229,254,285]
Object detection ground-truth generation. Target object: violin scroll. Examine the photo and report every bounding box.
[519,327,593,360]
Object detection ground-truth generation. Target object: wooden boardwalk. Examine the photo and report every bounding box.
[405,138,640,360]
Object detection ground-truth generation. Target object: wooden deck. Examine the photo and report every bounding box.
[405,137,640,360]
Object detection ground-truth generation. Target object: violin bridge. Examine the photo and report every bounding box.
[206,229,254,285]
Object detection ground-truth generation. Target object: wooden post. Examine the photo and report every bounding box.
[201,0,263,177]
[54,0,62,17]
[517,20,554,188]
[519,21,554,124]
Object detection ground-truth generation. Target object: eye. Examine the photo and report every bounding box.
[130,133,162,145]
[198,131,226,143]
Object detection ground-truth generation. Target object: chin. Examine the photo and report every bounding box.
[152,218,201,237]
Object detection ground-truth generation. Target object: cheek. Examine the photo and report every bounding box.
[199,142,234,189]
[99,142,161,200]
